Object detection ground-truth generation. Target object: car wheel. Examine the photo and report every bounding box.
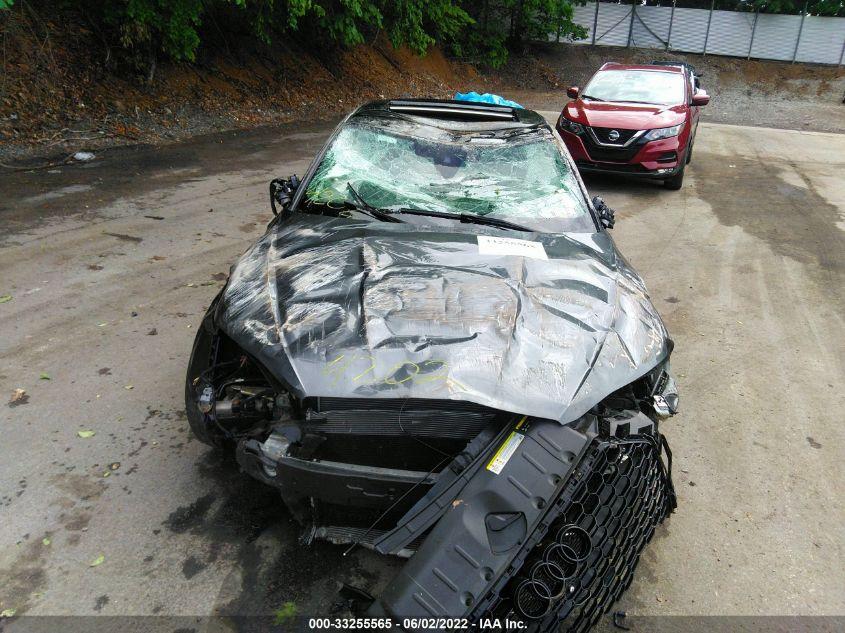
[686,141,694,165]
[664,165,685,190]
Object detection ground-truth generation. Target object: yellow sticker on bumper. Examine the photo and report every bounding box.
[486,416,527,475]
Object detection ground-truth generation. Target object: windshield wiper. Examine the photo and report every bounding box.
[395,208,532,233]
[580,94,605,101]
[346,183,402,223]
[345,185,530,232]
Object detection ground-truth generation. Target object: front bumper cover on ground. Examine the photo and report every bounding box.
[369,415,675,630]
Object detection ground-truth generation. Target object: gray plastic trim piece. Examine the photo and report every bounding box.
[373,418,594,623]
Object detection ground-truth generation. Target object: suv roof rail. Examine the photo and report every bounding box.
[649,60,702,77]
[387,99,518,122]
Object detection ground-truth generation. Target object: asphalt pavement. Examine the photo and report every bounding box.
[1,110,843,629]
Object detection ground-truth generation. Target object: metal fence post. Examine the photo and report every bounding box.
[703,0,715,56]
[592,1,599,45]
[627,0,636,47]
[666,0,676,51]
[792,2,807,63]
[747,9,758,59]
[839,36,845,66]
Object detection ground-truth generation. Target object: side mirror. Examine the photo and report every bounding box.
[592,196,615,229]
[567,86,579,99]
[269,175,300,215]
[692,92,710,106]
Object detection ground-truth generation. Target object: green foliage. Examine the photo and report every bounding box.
[118,0,204,61]
[752,0,845,16]
[455,0,588,68]
[381,0,473,55]
[710,0,843,16]
[18,0,844,77]
[811,0,845,17]
[0,0,13,8]
[315,0,383,48]
[85,0,229,69]
[64,0,587,72]
[273,601,298,625]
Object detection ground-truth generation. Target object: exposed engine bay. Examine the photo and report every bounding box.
[185,99,680,631]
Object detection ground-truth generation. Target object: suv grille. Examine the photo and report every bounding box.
[473,435,675,632]
[590,127,638,145]
[582,131,643,162]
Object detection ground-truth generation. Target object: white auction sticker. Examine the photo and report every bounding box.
[477,235,548,260]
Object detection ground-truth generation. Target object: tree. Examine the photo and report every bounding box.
[751,0,844,16]
[20,0,586,77]
[457,0,587,67]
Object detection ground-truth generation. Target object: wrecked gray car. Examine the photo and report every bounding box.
[185,99,678,630]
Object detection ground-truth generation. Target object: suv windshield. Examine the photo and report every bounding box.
[583,70,685,105]
[300,117,594,233]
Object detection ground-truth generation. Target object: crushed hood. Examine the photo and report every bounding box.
[217,215,670,424]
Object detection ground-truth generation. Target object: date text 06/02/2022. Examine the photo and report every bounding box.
[306,618,527,630]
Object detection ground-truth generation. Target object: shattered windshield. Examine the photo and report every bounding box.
[583,70,685,105]
[300,117,593,232]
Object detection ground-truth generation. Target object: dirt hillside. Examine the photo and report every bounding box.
[0,7,496,163]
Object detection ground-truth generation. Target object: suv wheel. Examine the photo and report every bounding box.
[664,165,685,190]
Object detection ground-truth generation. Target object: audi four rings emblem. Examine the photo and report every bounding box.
[608,130,621,141]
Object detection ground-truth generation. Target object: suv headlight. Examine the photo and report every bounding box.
[643,123,683,141]
[558,114,585,135]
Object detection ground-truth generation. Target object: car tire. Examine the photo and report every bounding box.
[685,141,694,164]
[664,165,685,190]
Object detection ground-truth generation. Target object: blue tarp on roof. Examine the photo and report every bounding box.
[454,92,523,109]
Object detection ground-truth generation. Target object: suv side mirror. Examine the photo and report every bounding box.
[269,175,300,215]
[567,86,579,99]
[692,91,710,106]
[592,196,615,229]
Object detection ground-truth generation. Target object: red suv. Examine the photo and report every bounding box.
[556,62,709,190]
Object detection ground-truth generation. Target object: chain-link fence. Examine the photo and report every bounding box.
[563,1,845,65]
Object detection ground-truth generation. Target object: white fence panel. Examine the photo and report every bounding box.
[565,2,845,65]
[795,15,845,64]
[593,3,633,47]
[750,13,803,61]
[705,10,756,57]
[666,7,711,54]
[631,5,671,49]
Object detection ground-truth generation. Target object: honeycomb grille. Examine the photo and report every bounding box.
[475,434,675,633]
